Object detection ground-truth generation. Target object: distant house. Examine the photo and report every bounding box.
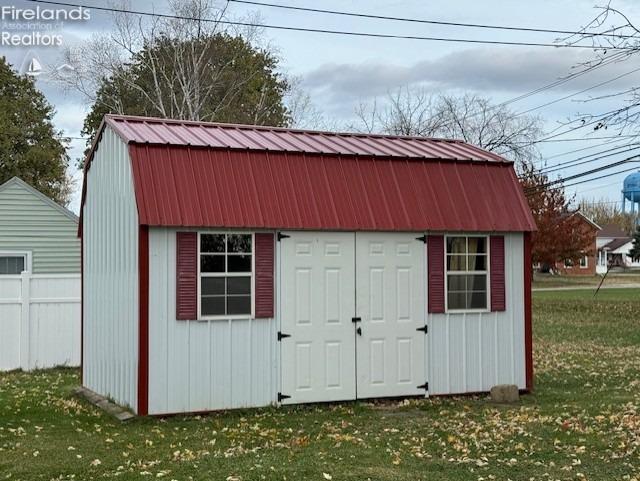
[596,223,640,273]
[0,177,79,274]
[0,177,81,371]
[554,212,600,276]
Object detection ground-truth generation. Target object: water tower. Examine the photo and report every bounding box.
[622,171,640,223]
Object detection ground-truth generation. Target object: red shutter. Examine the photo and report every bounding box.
[255,233,275,318]
[176,232,197,320]
[490,235,506,312]
[427,235,445,313]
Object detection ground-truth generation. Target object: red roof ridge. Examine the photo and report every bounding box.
[99,114,510,164]
[104,113,469,144]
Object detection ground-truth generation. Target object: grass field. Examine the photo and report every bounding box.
[1,289,640,480]
[533,272,640,289]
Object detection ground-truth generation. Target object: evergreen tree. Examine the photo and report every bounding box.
[0,57,71,205]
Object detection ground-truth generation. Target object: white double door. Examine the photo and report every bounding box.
[280,232,426,404]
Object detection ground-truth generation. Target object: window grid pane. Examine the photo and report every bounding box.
[0,256,25,275]
[446,236,488,311]
[199,233,253,318]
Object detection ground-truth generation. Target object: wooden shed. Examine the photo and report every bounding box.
[80,115,536,415]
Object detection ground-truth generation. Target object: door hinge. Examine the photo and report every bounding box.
[416,325,428,334]
[415,235,427,243]
[277,331,291,341]
[351,316,362,323]
[417,382,429,391]
[277,232,291,241]
[277,392,291,402]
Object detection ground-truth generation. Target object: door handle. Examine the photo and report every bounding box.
[356,326,362,336]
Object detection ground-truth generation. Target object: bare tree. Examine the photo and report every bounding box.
[562,3,640,134]
[285,76,337,131]
[352,87,544,167]
[54,0,290,140]
[579,197,637,234]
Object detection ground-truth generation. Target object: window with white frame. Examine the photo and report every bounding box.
[199,233,252,317]
[0,254,27,275]
[446,236,488,311]
[564,258,574,268]
[579,255,588,268]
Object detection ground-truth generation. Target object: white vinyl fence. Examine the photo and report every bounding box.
[0,273,80,371]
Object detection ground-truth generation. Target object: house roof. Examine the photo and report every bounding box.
[0,176,78,223]
[601,237,632,251]
[597,223,628,239]
[82,115,536,233]
[103,115,509,162]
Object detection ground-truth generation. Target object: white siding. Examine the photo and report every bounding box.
[0,179,80,274]
[148,228,277,415]
[82,127,139,411]
[428,232,526,394]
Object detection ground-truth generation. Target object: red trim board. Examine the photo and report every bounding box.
[138,225,149,415]
[524,232,534,391]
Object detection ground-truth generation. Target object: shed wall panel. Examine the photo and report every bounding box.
[428,232,526,394]
[148,228,278,415]
[0,181,79,273]
[82,126,139,411]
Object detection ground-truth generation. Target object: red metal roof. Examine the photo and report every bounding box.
[128,144,536,232]
[104,115,507,162]
[79,115,535,233]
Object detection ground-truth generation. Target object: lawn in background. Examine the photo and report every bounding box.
[533,271,640,289]
[1,288,640,480]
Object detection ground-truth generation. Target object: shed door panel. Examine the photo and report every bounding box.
[280,232,356,404]
[355,233,426,398]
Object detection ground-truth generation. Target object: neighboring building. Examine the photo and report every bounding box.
[0,177,81,372]
[596,223,640,273]
[0,176,79,274]
[80,115,536,415]
[553,212,600,276]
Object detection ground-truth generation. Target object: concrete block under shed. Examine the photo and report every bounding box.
[490,384,519,403]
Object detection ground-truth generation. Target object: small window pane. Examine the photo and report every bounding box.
[468,237,486,254]
[447,292,467,310]
[227,276,251,295]
[201,277,225,295]
[227,234,251,253]
[447,275,467,292]
[447,237,466,254]
[228,254,252,272]
[201,234,225,253]
[447,255,466,271]
[201,296,225,316]
[468,255,487,271]
[227,295,251,315]
[468,274,487,291]
[0,256,25,275]
[468,291,487,309]
[201,255,225,272]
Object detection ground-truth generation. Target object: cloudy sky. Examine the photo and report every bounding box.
[3,0,640,213]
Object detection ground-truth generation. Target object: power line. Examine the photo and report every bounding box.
[542,137,630,160]
[228,0,636,39]
[23,0,637,50]
[540,143,640,174]
[529,135,640,143]
[514,65,640,117]
[563,166,640,189]
[524,154,640,195]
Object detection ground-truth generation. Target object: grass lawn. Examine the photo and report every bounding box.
[2,289,640,480]
[533,272,640,289]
